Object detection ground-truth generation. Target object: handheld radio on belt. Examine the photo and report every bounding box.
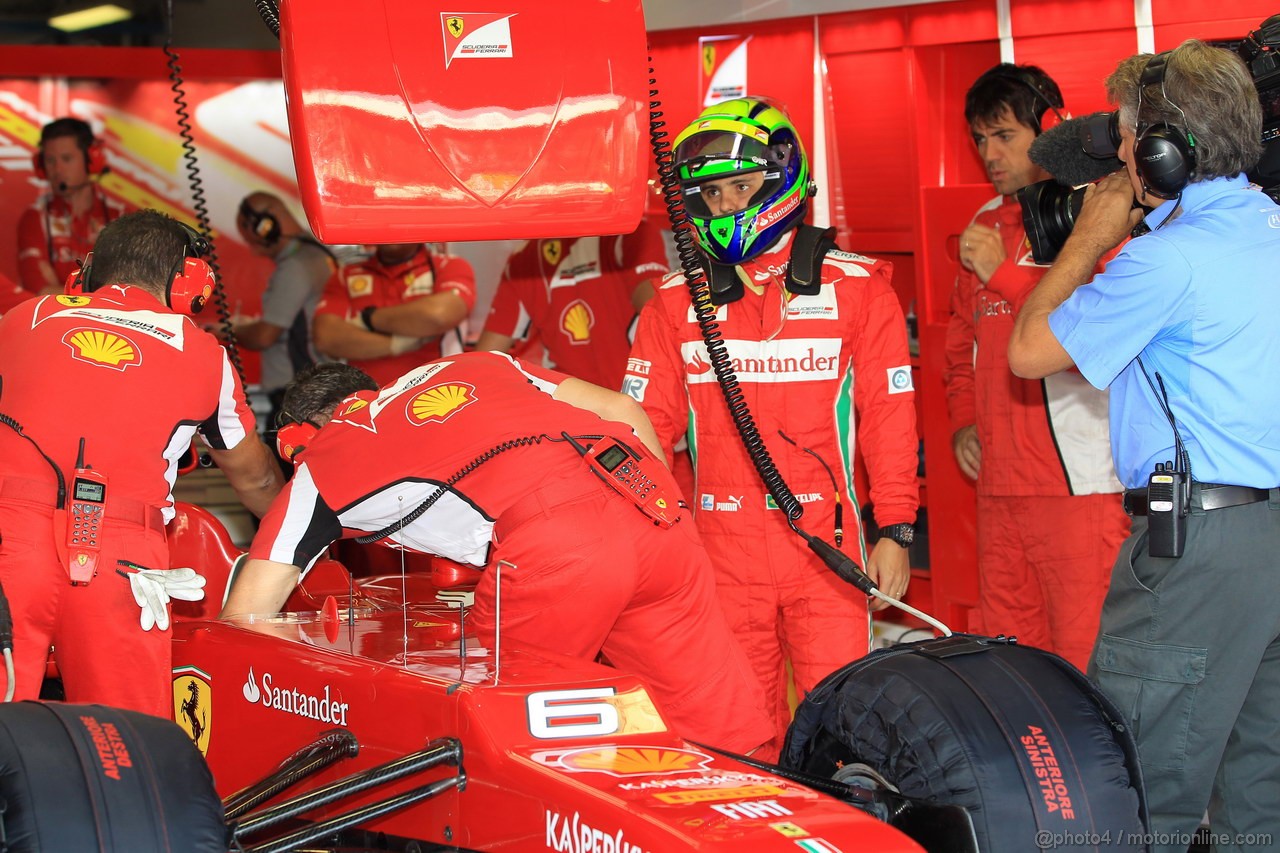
[62,438,108,585]
[562,433,681,528]
[1139,358,1191,558]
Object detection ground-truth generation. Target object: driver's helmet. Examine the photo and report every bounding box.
[672,97,812,265]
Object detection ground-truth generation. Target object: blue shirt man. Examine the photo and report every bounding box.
[1008,41,1280,852]
[1048,173,1280,489]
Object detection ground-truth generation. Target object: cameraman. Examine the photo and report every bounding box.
[1009,41,1280,847]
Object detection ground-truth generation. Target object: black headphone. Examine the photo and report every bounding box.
[66,221,214,316]
[1134,52,1196,199]
[238,198,282,248]
[993,65,1066,134]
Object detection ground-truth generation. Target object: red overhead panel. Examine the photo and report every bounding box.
[279,0,650,244]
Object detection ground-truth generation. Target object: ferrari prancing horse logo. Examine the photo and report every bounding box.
[446,16,464,38]
[172,667,212,756]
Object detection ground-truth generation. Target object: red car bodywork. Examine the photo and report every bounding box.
[166,504,921,852]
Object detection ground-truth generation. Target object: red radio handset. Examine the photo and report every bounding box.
[65,438,108,585]
[562,433,681,529]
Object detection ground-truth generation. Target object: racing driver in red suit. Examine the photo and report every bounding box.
[222,355,772,754]
[623,98,919,758]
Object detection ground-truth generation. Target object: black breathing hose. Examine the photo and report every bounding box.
[163,0,250,398]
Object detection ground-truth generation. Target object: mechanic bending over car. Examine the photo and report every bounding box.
[0,209,284,717]
[1007,41,1280,849]
[222,356,773,754]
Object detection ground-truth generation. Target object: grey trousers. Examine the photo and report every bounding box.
[1089,490,1280,853]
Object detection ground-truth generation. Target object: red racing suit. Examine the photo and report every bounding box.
[248,352,771,753]
[0,288,258,716]
[624,230,919,754]
[484,222,669,389]
[315,246,476,385]
[943,194,1128,669]
[16,189,125,293]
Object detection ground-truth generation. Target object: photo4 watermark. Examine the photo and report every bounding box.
[1035,830,1273,849]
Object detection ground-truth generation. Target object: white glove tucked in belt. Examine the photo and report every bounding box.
[124,567,206,631]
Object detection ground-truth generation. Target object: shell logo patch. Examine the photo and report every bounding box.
[56,295,92,307]
[559,299,594,344]
[542,239,562,267]
[557,746,713,777]
[172,666,212,756]
[346,274,373,298]
[63,328,141,370]
[406,382,476,425]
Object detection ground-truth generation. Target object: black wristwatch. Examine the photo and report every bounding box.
[360,305,379,333]
[879,522,915,548]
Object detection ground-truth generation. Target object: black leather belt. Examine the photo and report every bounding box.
[1123,482,1271,517]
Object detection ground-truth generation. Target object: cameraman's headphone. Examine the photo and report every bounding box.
[996,66,1067,134]
[1134,52,1196,199]
[33,119,107,179]
[64,221,215,317]
[238,199,282,248]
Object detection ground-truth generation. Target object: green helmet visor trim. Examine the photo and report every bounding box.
[674,132,777,182]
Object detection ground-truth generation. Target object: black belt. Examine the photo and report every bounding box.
[1123,482,1272,517]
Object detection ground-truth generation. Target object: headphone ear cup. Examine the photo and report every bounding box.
[64,252,93,295]
[86,139,107,176]
[1135,124,1193,198]
[255,212,281,246]
[276,421,318,464]
[167,257,215,316]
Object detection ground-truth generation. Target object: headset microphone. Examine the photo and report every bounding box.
[1028,115,1125,186]
[57,182,69,193]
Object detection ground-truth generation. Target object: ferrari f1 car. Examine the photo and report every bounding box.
[0,503,1147,853]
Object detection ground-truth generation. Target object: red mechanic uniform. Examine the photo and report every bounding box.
[485,225,669,389]
[623,231,919,752]
[248,351,770,752]
[943,194,1128,669]
[16,189,125,293]
[0,288,257,715]
[315,247,476,385]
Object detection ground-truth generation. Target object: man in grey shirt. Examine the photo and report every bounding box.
[233,192,336,423]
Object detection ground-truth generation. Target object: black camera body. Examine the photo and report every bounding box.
[1018,15,1280,262]
[1233,14,1280,192]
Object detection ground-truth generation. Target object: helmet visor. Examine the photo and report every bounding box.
[675,130,793,219]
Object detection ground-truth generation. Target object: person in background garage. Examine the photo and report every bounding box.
[1008,41,1280,850]
[17,118,126,297]
[944,63,1128,670]
[623,97,919,759]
